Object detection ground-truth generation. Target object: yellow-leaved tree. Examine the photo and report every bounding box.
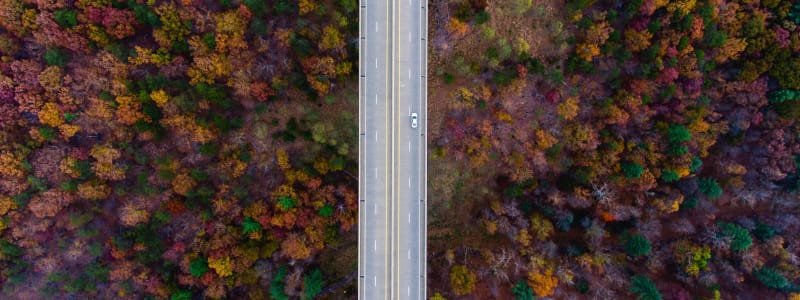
[114,95,143,125]
[298,0,318,15]
[666,0,696,17]
[625,29,653,52]
[119,202,150,227]
[77,181,111,200]
[528,266,558,298]
[429,293,447,300]
[187,54,231,85]
[0,151,24,178]
[575,43,600,62]
[208,256,233,277]
[281,233,311,260]
[150,89,169,107]
[320,26,345,51]
[0,195,16,216]
[172,173,196,196]
[276,149,291,170]
[530,213,554,241]
[90,144,126,181]
[449,265,476,296]
[557,97,580,120]
[38,102,64,127]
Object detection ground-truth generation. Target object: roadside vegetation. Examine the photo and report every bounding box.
[429,0,800,298]
[0,0,358,298]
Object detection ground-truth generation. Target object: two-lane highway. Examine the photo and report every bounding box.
[359,0,427,297]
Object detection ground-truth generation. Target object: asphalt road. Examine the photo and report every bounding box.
[357,0,391,297]
[393,0,426,298]
[358,0,427,298]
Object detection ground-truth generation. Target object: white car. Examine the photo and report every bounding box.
[411,113,418,128]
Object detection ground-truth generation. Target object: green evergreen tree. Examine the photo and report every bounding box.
[242,217,262,235]
[769,89,800,103]
[666,124,691,144]
[753,221,776,240]
[171,290,192,300]
[303,268,324,300]
[698,177,722,199]
[689,157,703,173]
[630,275,662,300]
[318,204,334,217]
[623,233,652,257]
[622,162,645,179]
[189,258,208,277]
[270,266,289,300]
[44,49,68,67]
[719,222,752,251]
[661,169,680,182]
[754,266,790,290]
[277,196,296,211]
[54,10,78,28]
[512,280,535,300]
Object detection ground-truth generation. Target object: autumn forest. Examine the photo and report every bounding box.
[0,0,358,298]
[428,0,800,299]
[0,0,800,299]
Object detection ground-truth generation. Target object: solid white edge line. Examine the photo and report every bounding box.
[357,0,361,296]
[384,2,398,298]
[375,167,378,178]
[417,6,428,298]
[374,239,377,251]
[423,2,428,299]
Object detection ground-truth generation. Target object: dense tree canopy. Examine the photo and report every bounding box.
[0,0,358,298]
[427,0,800,298]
